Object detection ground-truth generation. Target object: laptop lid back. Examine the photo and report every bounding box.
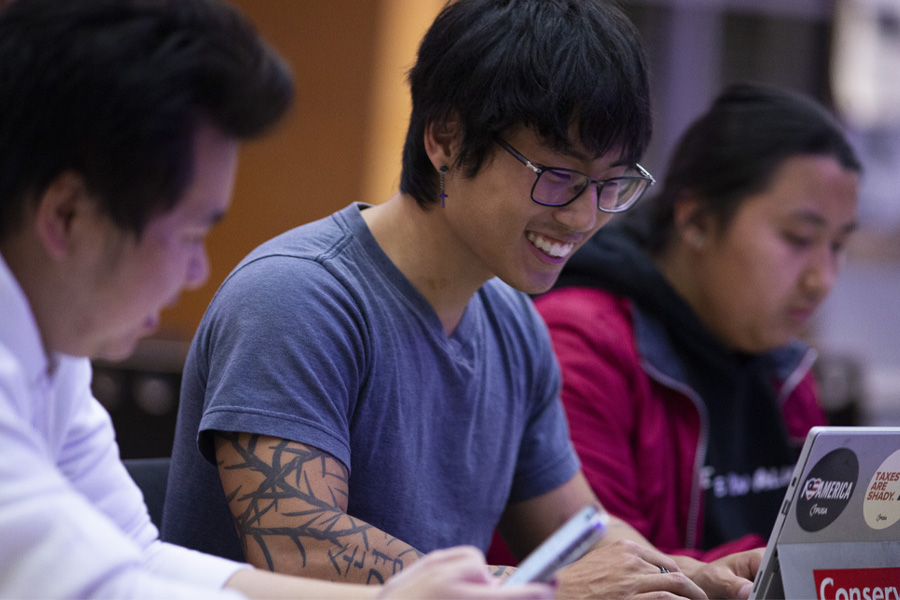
[750,426,900,599]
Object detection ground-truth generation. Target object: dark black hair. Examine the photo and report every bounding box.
[636,83,862,255]
[0,0,294,241]
[399,0,651,209]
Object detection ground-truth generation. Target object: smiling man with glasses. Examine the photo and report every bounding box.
[164,0,758,598]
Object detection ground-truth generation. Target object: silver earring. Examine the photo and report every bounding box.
[439,166,448,208]
[690,231,705,248]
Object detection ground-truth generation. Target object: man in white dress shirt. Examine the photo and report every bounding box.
[0,0,552,598]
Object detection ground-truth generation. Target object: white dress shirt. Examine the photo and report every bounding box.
[0,253,248,599]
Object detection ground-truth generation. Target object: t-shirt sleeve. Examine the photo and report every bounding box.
[504,293,580,504]
[194,255,367,470]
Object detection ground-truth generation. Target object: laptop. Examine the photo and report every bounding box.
[750,426,900,599]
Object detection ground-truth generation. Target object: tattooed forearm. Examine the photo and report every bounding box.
[214,432,424,583]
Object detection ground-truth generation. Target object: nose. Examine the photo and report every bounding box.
[802,244,840,298]
[185,245,211,290]
[553,186,602,233]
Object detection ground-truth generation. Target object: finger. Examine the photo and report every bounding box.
[617,541,681,574]
[717,570,755,600]
[643,569,708,600]
[726,548,763,580]
[741,549,763,579]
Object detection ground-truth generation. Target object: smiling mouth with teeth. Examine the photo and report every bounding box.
[527,232,575,258]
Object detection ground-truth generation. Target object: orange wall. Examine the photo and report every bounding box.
[159,0,444,342]
[160,1,382,338]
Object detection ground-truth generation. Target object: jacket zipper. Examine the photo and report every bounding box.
[639,358,708,550]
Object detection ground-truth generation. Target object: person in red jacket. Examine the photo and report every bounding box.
[535,84,861,565]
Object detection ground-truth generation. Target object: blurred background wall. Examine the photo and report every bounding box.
[93,0,900,457]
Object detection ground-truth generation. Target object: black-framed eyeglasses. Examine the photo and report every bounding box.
[496,139,654,213]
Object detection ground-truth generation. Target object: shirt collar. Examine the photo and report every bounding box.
[0,252,55,384]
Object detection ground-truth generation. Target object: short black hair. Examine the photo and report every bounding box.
[400,0,651,209]
[635,83,861,254]
[0,0,294,242]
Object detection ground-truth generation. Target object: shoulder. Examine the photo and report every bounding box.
[533,287,645,382]
[239,204,360,265]
[474,281,562,386]
[0,341,31,425]
[478,279,538,321]
[0,342,95,425]
[478,279,553,345]
[535,286,633,338]
[218,203,368,292]
[208,213,372,323]
[777,347,826,436]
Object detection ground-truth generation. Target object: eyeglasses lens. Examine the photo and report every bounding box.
[534,169,648,211]
[533,168,588,206]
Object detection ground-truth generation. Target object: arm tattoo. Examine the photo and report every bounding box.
[217,432,423,582]
[492,565,512,578]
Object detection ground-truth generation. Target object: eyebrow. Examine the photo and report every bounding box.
[558,146,591,163]
[553,146,631,169]
[790,209,858,234]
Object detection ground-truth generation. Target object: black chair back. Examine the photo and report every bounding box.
[123,457,171,529]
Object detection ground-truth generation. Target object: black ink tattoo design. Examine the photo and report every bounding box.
[218,433,423,582]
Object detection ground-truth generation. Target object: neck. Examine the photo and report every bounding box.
[655,241,725,344]
[654,241,694,306]
[0,233,67,358]
[361,193,490,334]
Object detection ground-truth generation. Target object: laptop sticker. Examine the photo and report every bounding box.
[864,448,900,530]
[796,448,858,532]
[813,567,900,600]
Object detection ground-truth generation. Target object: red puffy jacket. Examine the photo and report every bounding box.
[529,286,825,561]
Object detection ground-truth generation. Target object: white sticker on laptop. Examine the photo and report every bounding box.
[863,448,900,530]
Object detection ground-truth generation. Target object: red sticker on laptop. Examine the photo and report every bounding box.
[814,567,900,600]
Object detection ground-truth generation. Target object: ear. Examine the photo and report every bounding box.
[423,114,461,171]
[672,191,710,249]
[34,172,96,261]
